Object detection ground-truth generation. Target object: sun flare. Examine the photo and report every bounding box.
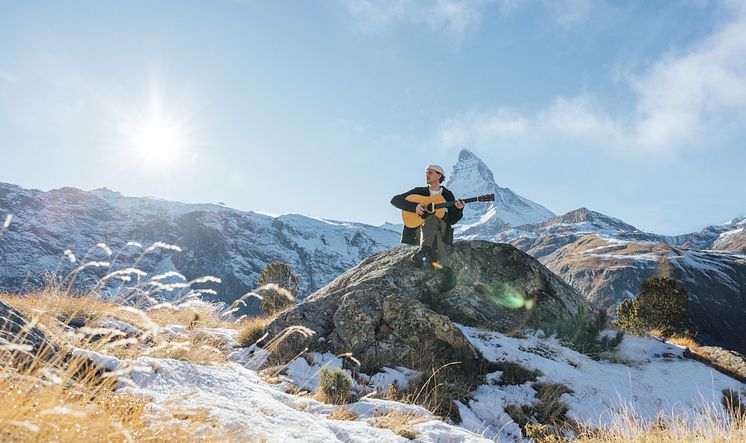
[119,88,192,171]
[130,118,185,165]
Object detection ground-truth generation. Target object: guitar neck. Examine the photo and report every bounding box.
[434,196,483,209]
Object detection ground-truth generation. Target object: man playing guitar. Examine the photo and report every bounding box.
[390,164,464,290]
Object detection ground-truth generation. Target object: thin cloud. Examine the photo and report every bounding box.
[437,107,529,147]
[544,0,594,28]
[341,0,492,37]
[0,69,17,83]
[436,3,746,152]
[628,3,746,148]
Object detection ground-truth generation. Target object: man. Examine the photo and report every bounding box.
[390,165,464,290]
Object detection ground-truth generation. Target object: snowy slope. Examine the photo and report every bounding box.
[86,325,745,442]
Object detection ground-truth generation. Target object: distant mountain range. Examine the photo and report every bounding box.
[1,149,745,351]
[0,183,397,313]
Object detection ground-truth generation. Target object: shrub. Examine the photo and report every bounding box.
[236,316,271,348]
[494,361,542,386]
[316,368,353,405]
[257,262,300,316]
[616,277,688,336]
[548,308,624,360]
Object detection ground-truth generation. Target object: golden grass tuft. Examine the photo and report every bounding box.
[236,315,272,348]
[328,407,359,421]
[663,333,701,351]
[315,368,353,405]
[372,411,426,440]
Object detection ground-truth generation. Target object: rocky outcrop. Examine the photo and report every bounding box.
[265,241,592,372]
[684,346,746,383]
[0,300,58,361]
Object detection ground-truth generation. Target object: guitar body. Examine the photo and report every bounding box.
[402,194,447,228]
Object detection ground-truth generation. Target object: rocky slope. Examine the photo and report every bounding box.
[480,207,746,352]
[535,234,746,351]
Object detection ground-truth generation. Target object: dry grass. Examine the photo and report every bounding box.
[236,315,272,348]
[568,406,746,443]
[328,407,359,421]
[650,328,701,351]
[144,330,229,365]
[1,289,237,366]
[372,410,426,440]
[315,368,353,405]
[0,284,240,441]
[0,348,230,442]
[145,302,237,329]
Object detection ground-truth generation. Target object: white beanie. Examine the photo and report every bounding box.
[425,164,445,175]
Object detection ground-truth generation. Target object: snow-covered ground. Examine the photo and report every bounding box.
[81,324,745,442]
[457,326,743,441]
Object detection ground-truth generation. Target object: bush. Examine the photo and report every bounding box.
[258,262,300,316]
[317,368,353,405]
[548,308,624,360]
[236,316,271,348]
[616,277,688,336]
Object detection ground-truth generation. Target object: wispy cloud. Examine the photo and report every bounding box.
[544,0,594,28]
[436,3,746,152]
[628,1,746,149]
[0,69,17,83]
[341,0,493,37]
[438,107,530,147]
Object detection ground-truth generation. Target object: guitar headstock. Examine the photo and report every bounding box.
[478,194,495,202]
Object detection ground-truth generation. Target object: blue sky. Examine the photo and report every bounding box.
[1,0,745,235]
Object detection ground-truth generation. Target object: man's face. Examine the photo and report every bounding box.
[425,169,442,185]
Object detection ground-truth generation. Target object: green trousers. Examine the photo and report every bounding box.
[417,215,451,268]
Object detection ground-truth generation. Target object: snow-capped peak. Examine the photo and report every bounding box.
[446,148,554,229]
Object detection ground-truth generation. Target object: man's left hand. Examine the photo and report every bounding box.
[455,200,464,209]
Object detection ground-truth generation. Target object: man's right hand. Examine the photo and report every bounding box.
[416,203,426,216]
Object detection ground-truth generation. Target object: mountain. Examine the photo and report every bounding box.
[0,182,398,311]
[445,149,554,237]
[479,208,746,352]
[666,216,746,252]
[2,147,745,351]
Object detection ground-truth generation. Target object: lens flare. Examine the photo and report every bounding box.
[475,281,533,309]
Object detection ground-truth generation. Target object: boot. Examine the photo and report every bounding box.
[440,266,456,291]
[410,246,432,268]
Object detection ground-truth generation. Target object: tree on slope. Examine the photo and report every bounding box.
[616,276,688,336]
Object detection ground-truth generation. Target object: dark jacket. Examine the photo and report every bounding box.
[390,186,463,246]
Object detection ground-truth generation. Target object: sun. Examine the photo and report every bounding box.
[119,89,191,171]
[130,117,185,166]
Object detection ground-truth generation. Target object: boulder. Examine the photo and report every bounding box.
[266,241,592,372]
[0,300,58,361]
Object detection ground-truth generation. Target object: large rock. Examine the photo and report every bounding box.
[266,241,592,372]
[0,300,58,361]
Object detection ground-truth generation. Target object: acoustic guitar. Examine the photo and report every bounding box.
[401,193,495,228]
